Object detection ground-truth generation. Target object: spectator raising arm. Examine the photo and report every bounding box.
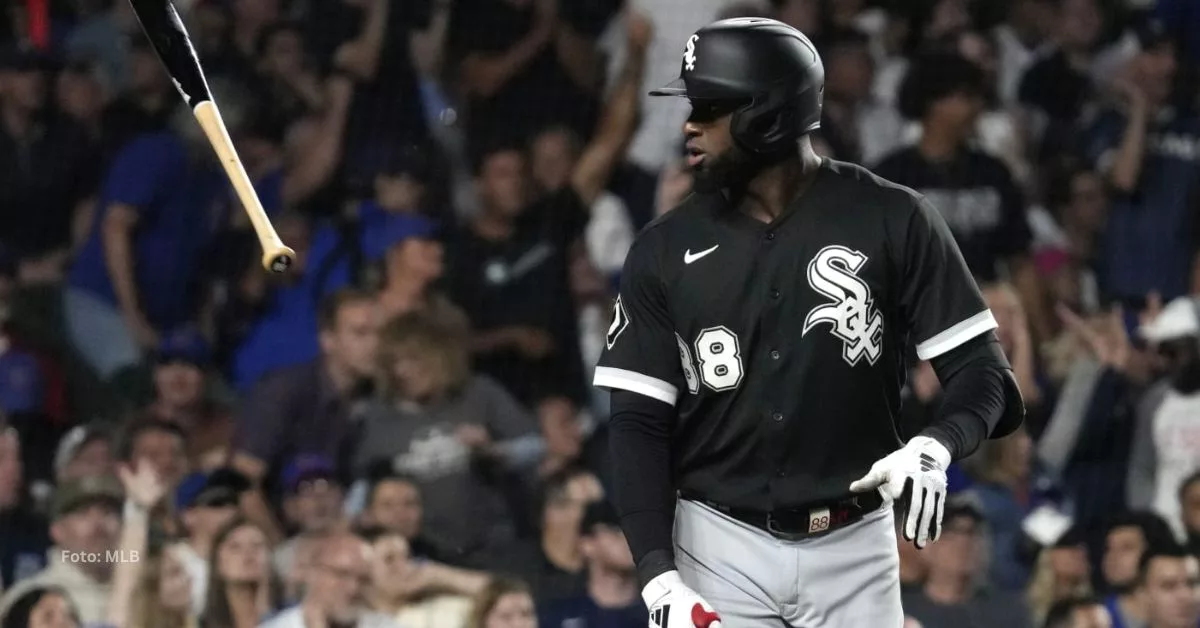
[107,459,167,628]
[334,0,390,82]
[410,0,454,79]
[549,0,604,94]
[569,13,652,208]
[1105,76,1150,194]
[280,73,355,209]
[460,3,554,98]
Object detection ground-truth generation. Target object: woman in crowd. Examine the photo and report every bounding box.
[361,526,488,628]
[0,587,79,628]
[963,426,1038,591]
[468,577,537,628]
[1026,530,1093,625]
[200,518,281,628]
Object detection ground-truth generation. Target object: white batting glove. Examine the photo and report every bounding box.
[848,435,951,549]
[642,571,723,628]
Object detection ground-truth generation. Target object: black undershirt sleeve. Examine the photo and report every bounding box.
[920,332,1021,460]
[608,389,678,586]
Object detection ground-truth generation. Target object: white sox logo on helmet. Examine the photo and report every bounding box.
[802,245,884,366]
[683,35,699,71]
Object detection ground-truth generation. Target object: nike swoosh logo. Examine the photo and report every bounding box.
[684,244,719,264]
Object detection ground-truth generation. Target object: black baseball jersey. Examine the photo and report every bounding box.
[594,159,997,511]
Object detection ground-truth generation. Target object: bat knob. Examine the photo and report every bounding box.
[263,246,296,274]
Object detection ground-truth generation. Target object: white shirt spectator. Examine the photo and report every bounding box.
[173,543,209,617]
[993,24,1053,106]
[584,191,636,277]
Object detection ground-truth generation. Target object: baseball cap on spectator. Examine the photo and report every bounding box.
[579,500,621,537]
[943,493,985,525]
[51,475,123,520]
[54,425,111,477]
[1138,296,1200,343]
[155,326,211,366]
[376,143,433,183]
[175,468,250,511]
[281,454,339,494]
[361,214,439,262]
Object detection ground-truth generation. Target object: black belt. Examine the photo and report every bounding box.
[680,490,885,540]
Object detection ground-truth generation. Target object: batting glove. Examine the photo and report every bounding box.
[848,435,951,549]
[642,570,722,628]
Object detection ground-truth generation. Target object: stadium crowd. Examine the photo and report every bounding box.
[1,0,1200,626]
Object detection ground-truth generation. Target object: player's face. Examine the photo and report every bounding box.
[684,100,756,191]
[1102,526,1146,589]
[1142,556,1200,628]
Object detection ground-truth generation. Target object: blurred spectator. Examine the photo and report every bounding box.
[569,245,618,422]
[963,426,1037,591]
[487,466,604,603]
[273,455,347,578]
[354,311,538,565]
[652,152,692,218]
[54,62,106,143]
[528,124,635,282]
[0,48,99,277]
[993,0,1056,106]
[817,28,903,167]
[356,471,442,562]
[230,288,379,541]
[64,0,139,96]
[1155,0,1200,66]
[105,458,198,628]
[896,505,929,594]
[444,17,645,405]
[370,221,466,329]
[98,36,174,159]
[0,424,50,591]
[537,499,645,628]
[1137,545,1200,628]
[62,79,253,382]
[0,586,80,628]
[0,475,123,624]
[141,328,233,471]
[52,425,113,484]
[201,517,281,628]
[1179,471,1200,556]
[261,532,399,628]
[360,526,488,628]
[1098,511,1177,628]
[984,283,1045,421]
[875,52,1045,341]
[1017,0,1105,163]
[171,470,245,616]
[1041,596,1110,628]
[1127,296,1200,541]
[598,0,735,227]
[116,417,188,491]
[468,576,537,628]
[901,494,1034,628]
[252,21,326,133]
[1082,18,1197,304]
[1026,528,1094,626]
[450,0,606,159]
[531,396,593,483]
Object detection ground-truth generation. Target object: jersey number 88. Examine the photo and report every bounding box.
[676,326,744,394]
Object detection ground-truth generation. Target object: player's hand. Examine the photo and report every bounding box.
[642,570,722,628]
[848,436,950,549]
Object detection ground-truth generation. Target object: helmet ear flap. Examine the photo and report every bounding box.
[730,89,800,155]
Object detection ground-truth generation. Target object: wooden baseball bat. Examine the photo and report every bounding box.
[126,0,294,274]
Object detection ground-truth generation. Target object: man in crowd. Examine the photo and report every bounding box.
[0,474,123,623]
[487,466,604,603]
[231,288,380,543]
[274,455,348,577]
[0,423,50,589]
[172,469,245,615]
[141,327,233,470]
[1099,511,1177,628]
[1138,546,1200,628]
[117,416,188,491]
[261,532,400,628]
[538,499,646,628]
[53,425,114,484]
[1179,471,1200,555]
[901,495,1034,628]
[360,525,489,627]
[1042,597,1112,628]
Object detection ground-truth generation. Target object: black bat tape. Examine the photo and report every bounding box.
[127,0,213,108]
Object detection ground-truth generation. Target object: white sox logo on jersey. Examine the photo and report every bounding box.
[802,245,884,366]
[683,35,699,71]
[606,296,630,350]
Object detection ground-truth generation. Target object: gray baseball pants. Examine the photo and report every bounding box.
[674,498,905,628]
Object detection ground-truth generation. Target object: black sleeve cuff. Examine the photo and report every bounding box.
[635,548,677,588]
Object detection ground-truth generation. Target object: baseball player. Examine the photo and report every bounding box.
[594,18,1025,628]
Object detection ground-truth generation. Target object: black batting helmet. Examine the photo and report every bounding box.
[651,18,824,157]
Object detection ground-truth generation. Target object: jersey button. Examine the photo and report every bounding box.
[769,289,780,299]
[776,469,786,477]
[771,412,783,421]
[765,231,776,241]
[769,350,780,360]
